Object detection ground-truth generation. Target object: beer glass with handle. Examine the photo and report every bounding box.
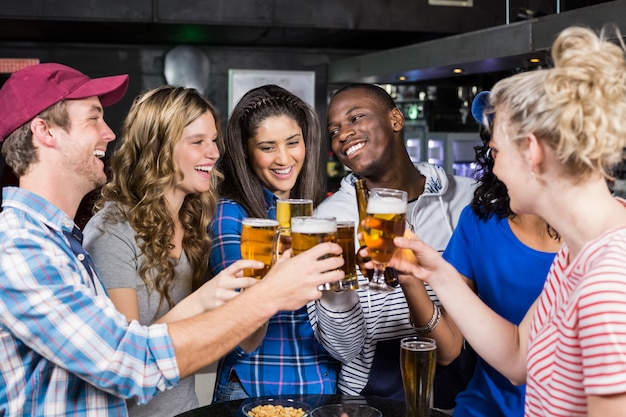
[291,216,337,291]
[362,188,408,291]
[240,218,279,280]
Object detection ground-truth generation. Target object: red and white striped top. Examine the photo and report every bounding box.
[526,227,626,416]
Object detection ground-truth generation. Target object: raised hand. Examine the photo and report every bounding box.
[254,242,344,312]
[197,260,264,311]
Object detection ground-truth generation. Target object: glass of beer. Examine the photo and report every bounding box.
[332,221,359,291]
[400,337,437,417]
[362,188,408,291]
[240,218,279,280]
[275,198,314,256]
[291,216,337,291]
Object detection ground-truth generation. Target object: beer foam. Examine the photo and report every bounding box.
[291,218,336,234]
[367,197,407,214]
[242,218,279,227]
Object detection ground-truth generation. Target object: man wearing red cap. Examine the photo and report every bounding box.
[0,63,344,416]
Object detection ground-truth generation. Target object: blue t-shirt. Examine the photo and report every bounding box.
[209,189,338,400]
[442,205,557,417]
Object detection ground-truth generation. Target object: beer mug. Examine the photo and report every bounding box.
[275,198,313,255]
[400,337,437,417]
[290,216,337,290]
[331,221,359,291]
[240,218,279,279]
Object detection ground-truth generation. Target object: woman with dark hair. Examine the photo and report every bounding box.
[400,92,561,416]
[209,85,335,401]
[215,84,324,217]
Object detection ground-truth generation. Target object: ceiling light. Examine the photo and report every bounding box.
[452,68,463,74]
[529,58,541,63]
[398,75,406,81]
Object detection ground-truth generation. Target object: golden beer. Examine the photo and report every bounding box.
[400,337,437,417]
[363,197,407,265]
[290,217,337,256]
[276,199,314,230]
[276,199,313,255]
[331,221,359,291]
[240,218,279,279]
[291,217,337,291]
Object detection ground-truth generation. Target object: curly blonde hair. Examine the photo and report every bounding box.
[490,25,626,181]
[95,86,223,310]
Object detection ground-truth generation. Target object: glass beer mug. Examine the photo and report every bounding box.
[240,218,279,280]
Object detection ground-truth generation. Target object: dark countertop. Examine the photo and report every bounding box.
[175,394,450,417]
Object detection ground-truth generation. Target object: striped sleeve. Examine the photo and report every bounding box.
[308,291,365,363]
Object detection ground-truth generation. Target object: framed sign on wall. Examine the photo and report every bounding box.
[228,69,315,116]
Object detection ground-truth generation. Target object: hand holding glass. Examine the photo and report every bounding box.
[291,216,337,291]
[362,188,407,291]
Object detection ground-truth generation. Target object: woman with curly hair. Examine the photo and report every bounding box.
[83,86,261,417]
[389,25,626,416]
[208,84,334,401]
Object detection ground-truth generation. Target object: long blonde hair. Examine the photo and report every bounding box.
[95,86,223,310]
[490,26,626,181]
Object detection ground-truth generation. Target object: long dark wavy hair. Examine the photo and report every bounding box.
[218,84,324,218]
[94,86,223,311]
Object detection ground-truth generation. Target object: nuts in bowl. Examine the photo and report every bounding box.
[240,398,312,417]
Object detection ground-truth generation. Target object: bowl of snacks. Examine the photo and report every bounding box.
[241,397,312,417]
[309,403,382,417]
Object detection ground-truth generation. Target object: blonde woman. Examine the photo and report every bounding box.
[387,26,626,417]
[84,86,260,416]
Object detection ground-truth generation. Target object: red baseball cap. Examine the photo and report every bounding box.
[0,63,129,142]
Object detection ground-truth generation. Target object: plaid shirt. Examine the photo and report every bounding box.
[0,187,179,417]
[209,189,338,398]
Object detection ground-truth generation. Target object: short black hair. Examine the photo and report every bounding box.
[331,83,397,112]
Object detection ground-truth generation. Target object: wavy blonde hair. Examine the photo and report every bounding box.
[95,86,223,310]
[490,25,626,181]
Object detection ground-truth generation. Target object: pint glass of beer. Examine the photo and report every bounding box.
[291,216,337,290]
[332,221,359,291]
[275,198,314,255]
[240,218,279,279]
[400,337,437,417]
[362,188,408,291]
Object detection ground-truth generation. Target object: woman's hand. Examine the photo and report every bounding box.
[196,260,263,311]
[389,235,443,284]
[359,230,447,285]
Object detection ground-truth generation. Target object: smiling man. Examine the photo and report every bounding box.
[309,83,476,410]
[0,64,345,417]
